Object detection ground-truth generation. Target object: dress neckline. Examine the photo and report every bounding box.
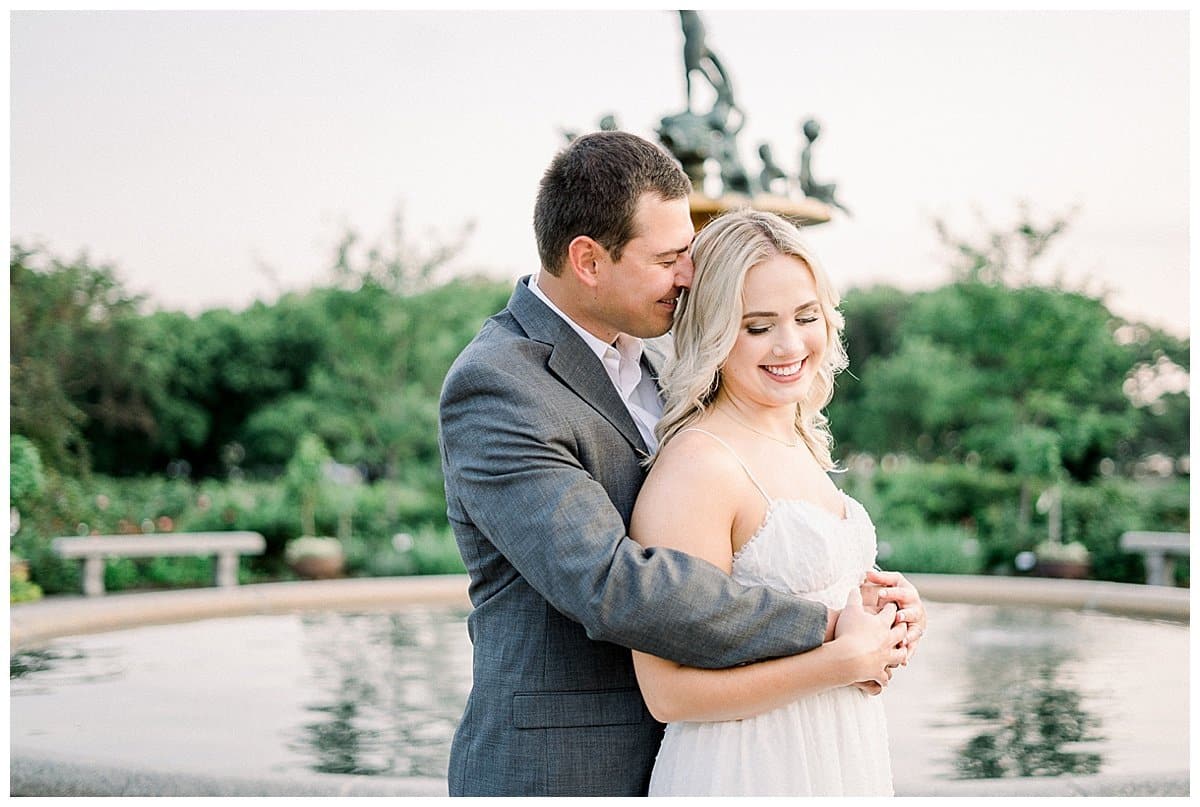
[732,491,857,563]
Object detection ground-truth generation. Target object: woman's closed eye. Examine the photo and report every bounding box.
[746,315,818,335]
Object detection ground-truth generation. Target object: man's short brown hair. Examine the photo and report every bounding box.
[534,131,691,275]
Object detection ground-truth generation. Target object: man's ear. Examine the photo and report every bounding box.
[566,236,605,289]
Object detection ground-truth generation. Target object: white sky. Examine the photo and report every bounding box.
[9,9,1191,336]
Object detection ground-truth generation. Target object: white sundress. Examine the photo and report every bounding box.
[647,429,894,796]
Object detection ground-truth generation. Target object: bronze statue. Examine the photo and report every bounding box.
[757,143,788,195]
[680,10,732,114]
[706,81,749,196]
[798,118,851,216]
[658,11,752,197]
[654,12,844,212]
[657,109,710,191]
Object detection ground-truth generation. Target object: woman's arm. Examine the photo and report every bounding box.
[629,433,906,723]
[633,588,906,722]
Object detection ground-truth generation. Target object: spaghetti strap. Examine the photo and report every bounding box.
[678,428,773,505]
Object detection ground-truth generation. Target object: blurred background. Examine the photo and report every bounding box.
[9,10,1189,599]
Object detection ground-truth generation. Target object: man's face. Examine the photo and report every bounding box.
[591,193,695,340]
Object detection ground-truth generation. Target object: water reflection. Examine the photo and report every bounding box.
[952,608,1104,778]
[11,644,124,691]
[11,604,1183,786]
[11,647,75,679]
[286,608,471,778]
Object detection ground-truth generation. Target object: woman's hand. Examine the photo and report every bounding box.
[833,587,908,689]
[866,569,927,663]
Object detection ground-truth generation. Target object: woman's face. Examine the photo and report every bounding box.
[719,253,828,412]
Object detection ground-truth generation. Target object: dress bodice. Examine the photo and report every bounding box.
[731,491,879,609]
[672,428,878,608]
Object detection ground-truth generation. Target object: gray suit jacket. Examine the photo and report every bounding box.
[438,278,828,796]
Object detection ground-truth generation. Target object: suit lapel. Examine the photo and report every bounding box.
[508,278,649,455]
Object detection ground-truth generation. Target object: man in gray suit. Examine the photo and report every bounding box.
[439,131,844,796]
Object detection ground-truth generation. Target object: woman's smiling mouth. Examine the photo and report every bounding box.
[762,359,805,379]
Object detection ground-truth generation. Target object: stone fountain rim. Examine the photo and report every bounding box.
[10,572,1187,651]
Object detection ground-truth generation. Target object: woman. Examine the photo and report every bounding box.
[630,210,921,796]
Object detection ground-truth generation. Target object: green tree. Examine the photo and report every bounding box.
[827,207,1189,562]
[10,244,156,475]
[830,208,1181,483]
[234,277,509,477]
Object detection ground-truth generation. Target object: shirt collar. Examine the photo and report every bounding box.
[527,273,645,365]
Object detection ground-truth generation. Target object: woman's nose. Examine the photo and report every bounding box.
[772,324,805,357]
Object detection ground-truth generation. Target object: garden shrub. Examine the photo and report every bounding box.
[17,460,1186,592]
[16,472,462,592]
[876,523,983,575]
[843,460,1189,583]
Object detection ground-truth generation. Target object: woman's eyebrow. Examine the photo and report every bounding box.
[741,300,819,319]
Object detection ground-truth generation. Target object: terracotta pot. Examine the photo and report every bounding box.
[288,554,345,580]
[1033,560,1091,579]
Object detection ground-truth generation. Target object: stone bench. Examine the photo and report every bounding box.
[51,532,266,597]
[1119,531,1189,586]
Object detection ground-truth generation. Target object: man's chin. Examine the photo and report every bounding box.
[627,321,673,339]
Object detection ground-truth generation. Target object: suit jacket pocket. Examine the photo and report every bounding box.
[512,688,646,729]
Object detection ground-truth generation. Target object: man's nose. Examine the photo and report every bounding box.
[675,252,695,288]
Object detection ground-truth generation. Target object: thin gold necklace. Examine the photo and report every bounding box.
[720,408,803,448]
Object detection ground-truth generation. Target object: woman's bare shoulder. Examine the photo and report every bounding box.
[646,426,747,491]
[631,426,750,556]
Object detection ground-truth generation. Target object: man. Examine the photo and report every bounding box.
[438,131,917,796]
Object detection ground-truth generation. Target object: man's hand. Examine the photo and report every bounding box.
[866,569,926,664]
[851,680,884,696]
[859,579,883,613]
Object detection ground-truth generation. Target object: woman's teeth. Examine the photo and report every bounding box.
[763,360,804,377]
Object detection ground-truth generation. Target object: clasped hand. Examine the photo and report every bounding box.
[841,569,927,696]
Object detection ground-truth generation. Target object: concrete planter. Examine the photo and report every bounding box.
[1033,560,1091,579]
[288,554,345,580]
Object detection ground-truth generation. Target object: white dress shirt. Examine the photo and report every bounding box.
[528,274,663,452]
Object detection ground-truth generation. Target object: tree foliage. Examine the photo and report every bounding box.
[10,233,510,481]
[7,203,1189,588]
[10,244,156,474]
[830,208,1188,482]
[9,435,45,511]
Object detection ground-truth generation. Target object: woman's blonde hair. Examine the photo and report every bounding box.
[653,209,848,469]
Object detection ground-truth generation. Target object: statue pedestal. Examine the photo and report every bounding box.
[688,193,832,231]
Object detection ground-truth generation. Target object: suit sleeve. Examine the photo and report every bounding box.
[439,357,828,669]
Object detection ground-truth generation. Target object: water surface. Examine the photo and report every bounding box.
[10,602,1188,788]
